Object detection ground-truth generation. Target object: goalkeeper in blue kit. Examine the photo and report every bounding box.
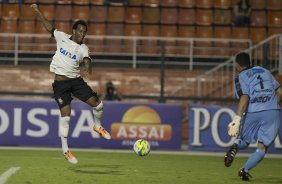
[224,52,282,181]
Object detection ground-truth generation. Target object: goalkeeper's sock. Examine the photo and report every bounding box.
[243,148,265,171]
[235,139,248,150]
[61,136,69,154]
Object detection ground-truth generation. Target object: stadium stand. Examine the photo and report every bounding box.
[214,0,231,9]
[250,0,266,10]
[1,3,19,20]
[89,5,107,22]
[213,26,231,56]
[87,22,106,53]
[196,0,213,8]
[18,20,35,51]
[250,10,267,27]
[125,6,142,24]
[20,4,36,20]
[177,8,195,25]
[0,19,17,51]
[0,0,281,57]
[107,6,125,23]
[72,5,90,22]
[160,0,177,7]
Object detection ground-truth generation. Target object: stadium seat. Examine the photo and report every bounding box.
[213,26,231,56]
[160,25,177,55]
[1,4,19,20]
[72,5,90,22]
[143,0,160,7]
[36,0,56,3]
[38,4,55,21]
[87,23,106,53]
[140,24,160,54]
[267,11,282,27]
[268,27,282,36]
[196,0,213,8]
[250,11,266,27]
[107,6,125,23]
[231,27,249,53]
[57,0,72,4]
[20,4,36,20]
[54,21,71,34]
[0,20,18,51]
[160,7,178,25]
[128,0,143,6]
[18,20,35,51]
[125,7,142,24]
[231,0,239,6]
[0,4,2,19]
[89,0,105,5]
[178,8,195,25]
[142,7,160,24]
[160,0,177,7]
[34,20,52,52]
[177,26,195,55]
[106,0,128,6]
[213,0,231,9]
[105,23,124,53]
[55,5,72,21]
[24,0,38,3]
[89,6,107,22]
[213,9,231,25]
[178,0,195,7]
[123,24,141,53]
[73,0,90,4]
[267,0,282,10]
[249,27,267,44]
[250,0,266,10]
[196,9,213,26]
[195,26,213,56]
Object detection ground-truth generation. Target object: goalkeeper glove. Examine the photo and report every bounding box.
[228,115,241,137]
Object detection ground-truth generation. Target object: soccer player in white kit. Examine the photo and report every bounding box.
[225,52,282,180]
[31,4,111,164]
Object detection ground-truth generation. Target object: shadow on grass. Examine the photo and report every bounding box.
[69,164,123,175]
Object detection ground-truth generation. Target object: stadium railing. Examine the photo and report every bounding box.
[170,34,282,99]
[0,33,252,69]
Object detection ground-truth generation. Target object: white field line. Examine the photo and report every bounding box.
[0,167,20,184]
[0,146,281,159]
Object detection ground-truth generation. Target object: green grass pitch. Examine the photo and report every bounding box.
[0,149,282,184]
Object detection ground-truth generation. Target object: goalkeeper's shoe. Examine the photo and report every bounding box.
[224,143,238,167]
[93,126,111,140]
[238,168,252,181]
[64,150,78,164]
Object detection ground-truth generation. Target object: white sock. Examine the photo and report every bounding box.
[61,136,69,153]
[93,102,103,129]
[59,116,70,153]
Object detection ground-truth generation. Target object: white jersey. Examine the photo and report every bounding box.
[50,29,90,78]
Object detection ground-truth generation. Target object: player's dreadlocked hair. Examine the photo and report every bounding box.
[72,20,88,31]
[235,52,251,67]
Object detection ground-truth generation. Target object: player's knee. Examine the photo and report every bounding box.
[60,116,70,137]
[93,101,103,119]
[258,142,267,153]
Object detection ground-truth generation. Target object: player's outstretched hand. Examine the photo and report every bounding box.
[227,115,241,137]
[30,4,39,12]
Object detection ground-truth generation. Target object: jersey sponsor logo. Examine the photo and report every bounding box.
[250,95,271,103]
[246,68,264,77]
[60,48,77,60]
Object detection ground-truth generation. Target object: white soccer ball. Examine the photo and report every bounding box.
[133,139,150,156]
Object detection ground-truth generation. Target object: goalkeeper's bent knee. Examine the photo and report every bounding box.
[60,116,70,138]
[93,101,103,123]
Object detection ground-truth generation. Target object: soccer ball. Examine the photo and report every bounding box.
[133,139,150,156]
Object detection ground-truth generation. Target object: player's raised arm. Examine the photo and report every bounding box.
[30,4,54,33]
[83,57,92,79]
